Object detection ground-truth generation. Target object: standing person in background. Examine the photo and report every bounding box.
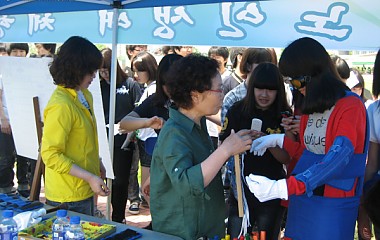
[346,69,373,108]
[208,46,230,149]
[35,43,56,57]
[128,51,158,214]
[220,62,291,239]
[221,48,272,125]
[0,43,8,56]
[0,44,15,195]
[41,36,109,215]
[358,49,380,240]
[172,46,193,57]
[99,48,142,223]
[124,45,147,78]
[248,37,367,240]
[119,54,183,229]
[5,43,32,198]
[161,46,174,55]
[208,46,231,80]
[150,54,254,240]
[124,44,147,215]
[223,47,246,95]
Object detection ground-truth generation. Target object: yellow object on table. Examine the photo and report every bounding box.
[18,216,116,240]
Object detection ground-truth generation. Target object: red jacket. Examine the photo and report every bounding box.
[284,95,367,198]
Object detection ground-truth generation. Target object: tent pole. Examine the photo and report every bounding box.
[106,5,120,221]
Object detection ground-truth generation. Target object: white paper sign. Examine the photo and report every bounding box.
[0,57,114,179]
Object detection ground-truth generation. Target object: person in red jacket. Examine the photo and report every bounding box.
[247,37,368,240]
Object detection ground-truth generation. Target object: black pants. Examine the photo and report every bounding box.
[111,146,133,223]
[0,131,16,189]
[227,187,285,240]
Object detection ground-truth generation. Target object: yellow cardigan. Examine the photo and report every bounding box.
[41,86,100,202]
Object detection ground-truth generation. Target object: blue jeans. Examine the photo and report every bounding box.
[128,142,141,203]
[46,196,94,216]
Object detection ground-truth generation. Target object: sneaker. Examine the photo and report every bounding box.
[128,202,140,215]
[0,187,17,194]
[18,189,30,198]
[94,209,105,218]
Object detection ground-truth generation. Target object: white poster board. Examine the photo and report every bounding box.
[0,57,114,179]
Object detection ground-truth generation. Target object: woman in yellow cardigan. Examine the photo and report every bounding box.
[41,36,109,215]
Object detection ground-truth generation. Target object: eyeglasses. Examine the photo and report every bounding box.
[288,76,311,89]
[99,69,109,75]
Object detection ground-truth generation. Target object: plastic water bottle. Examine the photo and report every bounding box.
[0,210,18,240]
[65,216,85,240]
[52,209,69,240]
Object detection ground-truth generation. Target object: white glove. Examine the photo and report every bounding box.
[250,133,285,156]
[245,174,288,202]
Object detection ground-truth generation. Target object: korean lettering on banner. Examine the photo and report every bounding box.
[295,2,352,41]
[98,10,132,36]
[218,2,266,39]
[0,15,15,38]
[28,13,55,36]
[153,6,194,39]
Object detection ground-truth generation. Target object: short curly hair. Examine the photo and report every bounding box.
[49,36,103,89]
[165,54,219,109]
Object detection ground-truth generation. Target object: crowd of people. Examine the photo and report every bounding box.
[0,38,379,240]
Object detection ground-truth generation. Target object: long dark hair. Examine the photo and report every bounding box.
[242,62,291,117]
[279,37,347,114]
[152,54,182,107]
[373,49,380,98]
[100,48,128,85]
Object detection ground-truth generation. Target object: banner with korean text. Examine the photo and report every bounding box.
[1,0,379,50]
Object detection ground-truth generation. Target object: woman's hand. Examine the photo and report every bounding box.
[88,174,110,197]
[146,116,165,129]
[221,129,254,156]
[142,177,150,197]
[358,205,373,240]
[251,130,266,141]
[281,115,300,137]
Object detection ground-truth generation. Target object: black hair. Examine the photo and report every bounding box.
[240,48,272,77]
[153,54,183,107]
[279,37,347,114]
[41,43,57,55]
[9,43,29,55]
[131,51,158,83]
[165,54,219,109]
[242,62,291,117]
[373,49,380,98]
[350,69,367,101]
[208,46,229,60]
[49,36,103,89]
[229,47,246,69]
[331,54,350,80]
[100,48,128,85]
[162,46,173,55]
